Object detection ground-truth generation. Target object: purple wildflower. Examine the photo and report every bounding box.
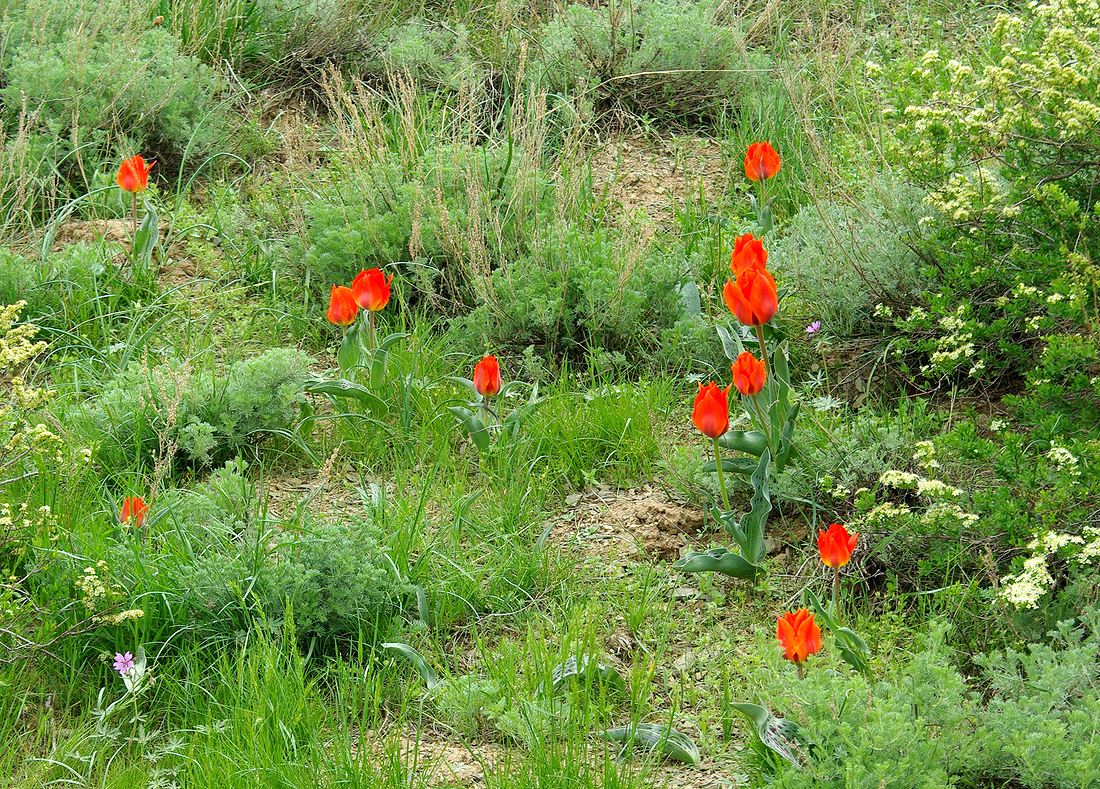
[113,651,134,676]
[805,320,821,336]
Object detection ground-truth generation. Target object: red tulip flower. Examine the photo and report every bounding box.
[119,496,147,528]
[732,352,766,396]
[691,382,730,439]
[326,285,358,326]
[744,142,781,182]
[117,155,155,193]
[777,608,822,669]
[818,522,859,569]
[729,232,768,274]
[352,268,394,312]
[723,234,778,327]
[473,355,502,397]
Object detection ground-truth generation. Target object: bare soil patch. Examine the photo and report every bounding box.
[548,485,704,563]
[590,135,728,225]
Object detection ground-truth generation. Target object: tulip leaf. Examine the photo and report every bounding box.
[304,377,386,418]
[132,205,158,269]
[336,327,361,374]
[702,457,760,475]
[737,449,771,563]
[804,588,871,674]
[448,406,490,452]
[382,642,442,691]
[368,331,408,389]
[679,280,702,317]
[731,702,807,769]
[717,430,769,457]
[674,547,759,580]
[542,655,626,696]
[599,723,701,765]
[716,323,745,362]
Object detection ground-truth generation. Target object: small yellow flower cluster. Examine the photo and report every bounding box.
[1046,446,1082,477]
[94,608,145,625]
[999,527,1099,608]
[76,561,113,611]
[913,440,940,471]
[0,301,46,371]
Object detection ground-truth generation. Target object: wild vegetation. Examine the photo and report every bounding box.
[1,0,1098,786]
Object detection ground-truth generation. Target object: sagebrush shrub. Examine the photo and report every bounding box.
[172,520,405,650]
[770,177,928,339]
[533,1,753,123]
[0,0,235,229]
[750,616,1100,787]
[83,347,310,469]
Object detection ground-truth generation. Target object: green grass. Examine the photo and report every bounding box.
[2,0,1099,786]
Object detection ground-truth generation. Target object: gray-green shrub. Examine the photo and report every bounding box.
[532,1,755,123]
[770,177,928,339]
[81,347,310,469]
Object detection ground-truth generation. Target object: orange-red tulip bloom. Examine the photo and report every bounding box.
[691,382,730,439]
[732,352,766,396]
[744,142,781,182]
[117,155,154,193]
[729,232,768,274]
[818,522,859,568]
[119,496,147,528]
[723,235,778,327]
[326,285,358,326]
[777,608,822,664]
[352,268,394,312]
[473,355,502,397]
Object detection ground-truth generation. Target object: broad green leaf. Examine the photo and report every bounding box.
[804,588,871,674]
[715,323,744,362]
[542,655,626,696]
[382,642,441,690]
[336,327,361,374]
[731,702,807,768]
[599,723,701,765]
[132,205,158,268]
[702,457,760,475]
[679,280,702,316]
[674,547,759,580]
[448,406,490,452]
[718,430,769,456]
[305,377,386,418]
[736,449,771,563]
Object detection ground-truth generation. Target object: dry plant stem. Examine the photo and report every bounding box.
[712,437,732,511]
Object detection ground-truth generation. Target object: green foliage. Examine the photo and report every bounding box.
[0,0,236,230]
[881,0,1099,386]
[171,519,405,650]
[770,177,929,339]
[533,1,754,123]
[459,221,686,362]
[81,347,310,469]
[752,617,1100,787]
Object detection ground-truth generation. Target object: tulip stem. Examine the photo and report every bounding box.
[130,193,138,253]
[832,568,840,616]
[712,437,732,512]
[367,311,376,352]
[796,663,805,680]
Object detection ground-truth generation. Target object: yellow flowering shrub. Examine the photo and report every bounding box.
[880,0,1099,385]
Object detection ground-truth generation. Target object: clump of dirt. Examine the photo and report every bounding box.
[51,218,133,248]
[548,485,704,563]
[590,135,728,225]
